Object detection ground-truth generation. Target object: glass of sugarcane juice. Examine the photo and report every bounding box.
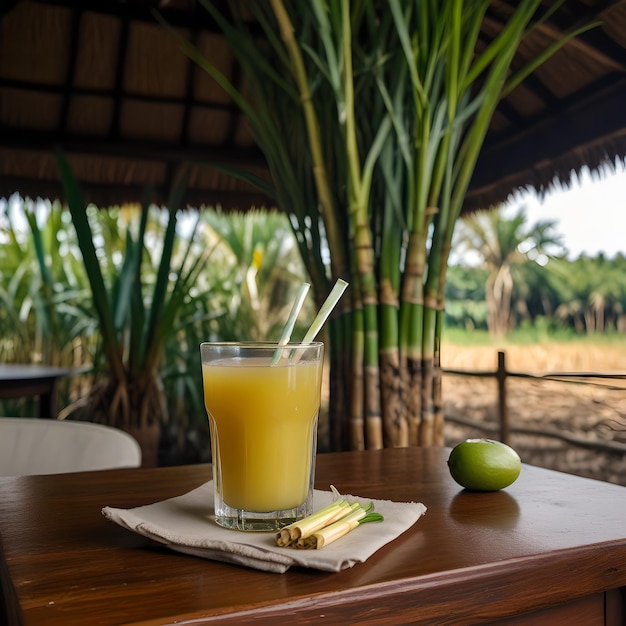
[200,342,324,531]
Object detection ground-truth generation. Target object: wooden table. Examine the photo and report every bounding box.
[0,365,69,419]
[1,447,625,625]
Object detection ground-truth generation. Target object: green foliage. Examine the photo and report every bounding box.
[200,209,316,342]
[57,155,213,428]
[0,196,95,416]
[0,196,93,364]
[444,264,488,329]
[0,193,312,460]
[445,249,626,337]
[547,253,626,333]
[445,264,488,301]
[443,300,489,331]
[168,0,587,449]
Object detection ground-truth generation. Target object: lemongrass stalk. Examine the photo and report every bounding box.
[298,501,355,539]
[275,499,351,546]
[295,501,361,548]
[310,503,384,550]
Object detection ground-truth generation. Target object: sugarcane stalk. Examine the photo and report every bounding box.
[338,0,385,450]
[181,0,587,452]
[349,283,365,451]
[269,0,348,286]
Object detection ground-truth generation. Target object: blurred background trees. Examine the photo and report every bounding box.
[1,195,625,462]
[448,205,626,336]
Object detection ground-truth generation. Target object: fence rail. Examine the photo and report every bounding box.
[443,351,626,455]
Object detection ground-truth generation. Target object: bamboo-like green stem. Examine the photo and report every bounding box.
[269,0,348,285]
[327,0,383,449]
[179,0,584,451]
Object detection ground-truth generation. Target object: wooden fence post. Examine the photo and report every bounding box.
[497,351,510,444]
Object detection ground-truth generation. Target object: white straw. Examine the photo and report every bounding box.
[271,282,310,365]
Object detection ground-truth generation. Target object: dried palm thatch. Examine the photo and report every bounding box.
[1,0,626,210]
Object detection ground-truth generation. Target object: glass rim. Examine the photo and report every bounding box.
[200,341,323,349]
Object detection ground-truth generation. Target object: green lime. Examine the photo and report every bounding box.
[447,438,521,491]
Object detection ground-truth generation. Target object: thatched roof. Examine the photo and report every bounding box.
[2,1,626,211]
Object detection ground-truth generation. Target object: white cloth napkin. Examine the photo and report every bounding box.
[102,481,427,573]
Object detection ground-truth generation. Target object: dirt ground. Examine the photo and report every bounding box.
[440,342,626,487]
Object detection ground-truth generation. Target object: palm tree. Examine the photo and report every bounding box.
[453,206,563,337]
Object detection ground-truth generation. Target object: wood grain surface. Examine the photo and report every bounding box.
[1,447,625,625]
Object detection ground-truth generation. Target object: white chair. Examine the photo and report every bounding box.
[0,418,142,476]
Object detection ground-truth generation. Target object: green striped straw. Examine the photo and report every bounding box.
[300,279,349,344]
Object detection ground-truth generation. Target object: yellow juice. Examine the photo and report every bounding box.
[202,356,322,512]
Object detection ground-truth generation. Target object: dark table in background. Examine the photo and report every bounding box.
[0,364,69,418]
[1,447,625,625]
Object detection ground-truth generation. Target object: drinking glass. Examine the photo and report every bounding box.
[200,341,324,531]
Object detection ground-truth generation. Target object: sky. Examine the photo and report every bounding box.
[504,160,626,260]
